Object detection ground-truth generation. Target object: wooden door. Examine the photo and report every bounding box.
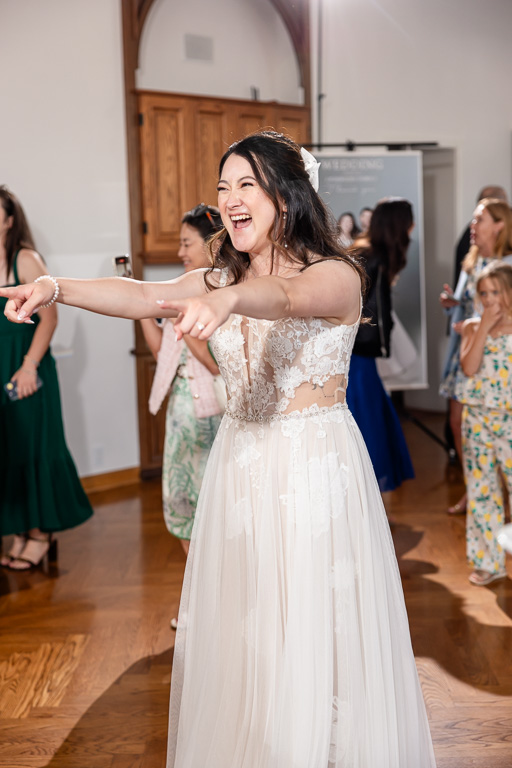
[230,103,276,144]
[138,93,196,258]
[138,91,309,266]
[194,100,232,208]
[136,354,168,477]
[273,105,311,145]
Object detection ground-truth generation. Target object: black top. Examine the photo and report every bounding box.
[352,251,393,358]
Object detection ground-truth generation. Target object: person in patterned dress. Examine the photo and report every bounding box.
[459,261,512,585]
[140,204,224,554]
[439,198,512,514]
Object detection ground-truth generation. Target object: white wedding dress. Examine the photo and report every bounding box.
[167,308,436,767]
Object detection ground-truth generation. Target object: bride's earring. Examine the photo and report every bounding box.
[282,211,288,249]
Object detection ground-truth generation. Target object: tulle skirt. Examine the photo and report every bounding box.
[346,355,414,492]
[167,404,435,767]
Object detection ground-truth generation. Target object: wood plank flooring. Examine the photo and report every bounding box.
[0,411,511,767]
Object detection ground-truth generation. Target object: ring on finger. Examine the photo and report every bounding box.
[196,322,206,331]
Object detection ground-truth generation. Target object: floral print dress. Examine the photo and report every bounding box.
[162,347,222,540]
[459,331,512,574]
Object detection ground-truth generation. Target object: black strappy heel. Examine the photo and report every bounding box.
[6,534,57,570]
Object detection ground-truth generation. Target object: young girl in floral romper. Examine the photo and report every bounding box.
[460,261,512,585]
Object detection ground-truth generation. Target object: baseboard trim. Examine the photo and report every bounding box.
[81,467,140,494]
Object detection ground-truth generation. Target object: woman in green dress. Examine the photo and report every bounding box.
[0,186,93,570]
[140,204,224,556]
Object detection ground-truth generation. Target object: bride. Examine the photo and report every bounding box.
[1,131,436,767]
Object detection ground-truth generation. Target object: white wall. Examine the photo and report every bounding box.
[1,0,136,476]
[310,0,512,410]
[136,0,303,104]
[311,0,512,222]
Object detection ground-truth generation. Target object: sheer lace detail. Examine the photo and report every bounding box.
[169,309,437,768]
[210,314,359,421]
[279,451,350,537]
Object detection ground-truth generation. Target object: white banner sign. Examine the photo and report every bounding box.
[317,151,427,391]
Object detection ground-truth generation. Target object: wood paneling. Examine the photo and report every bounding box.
[138,91,310,266]
[136,352,167,476]
[274,104,311,146]
[81,468,140,494]
[231,103,275,142]
[138,94,195,258]
[194,102,231,207]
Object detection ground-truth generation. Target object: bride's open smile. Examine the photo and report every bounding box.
[217,154,283,265]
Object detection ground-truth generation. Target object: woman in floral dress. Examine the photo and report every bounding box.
[140,204,223,552]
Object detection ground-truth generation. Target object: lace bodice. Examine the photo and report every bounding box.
[210,314,360,421]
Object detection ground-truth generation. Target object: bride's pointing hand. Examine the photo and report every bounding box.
[0,282,53,323]
[157,290,236,341]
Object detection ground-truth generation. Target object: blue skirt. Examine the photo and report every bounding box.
[346,354,414,492]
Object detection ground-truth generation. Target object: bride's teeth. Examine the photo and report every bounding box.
[231,214,251,221]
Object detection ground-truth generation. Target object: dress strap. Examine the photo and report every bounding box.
[12,249,20,286]
[218,267,229,288]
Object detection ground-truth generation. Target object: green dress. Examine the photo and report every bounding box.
[0,254,93,535]
[162,348,222,540]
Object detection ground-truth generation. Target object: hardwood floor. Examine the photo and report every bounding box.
[0,412,511,767]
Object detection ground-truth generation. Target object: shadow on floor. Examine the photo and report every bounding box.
[44,647,173,768]
[393,520,512,695]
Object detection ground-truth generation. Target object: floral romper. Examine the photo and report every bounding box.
[459,332,512,574]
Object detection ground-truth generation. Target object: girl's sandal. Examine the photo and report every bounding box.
[447,494,467,515]
[447,502,466,515]
[468,569,507,586]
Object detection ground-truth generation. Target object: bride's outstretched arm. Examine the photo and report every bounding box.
[0,269,207,324]
[163,259,361,340]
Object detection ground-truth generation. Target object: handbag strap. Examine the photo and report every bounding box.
[375,267,388,357]
[13,250,21,286]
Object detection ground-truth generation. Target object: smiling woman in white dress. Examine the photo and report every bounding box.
[0,131,436,768]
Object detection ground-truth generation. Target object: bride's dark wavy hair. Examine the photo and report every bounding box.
[204,130,365,290]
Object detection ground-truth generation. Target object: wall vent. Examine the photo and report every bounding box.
[184,34,214,62]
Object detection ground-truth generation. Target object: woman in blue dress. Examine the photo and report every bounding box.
[346,197,415,492]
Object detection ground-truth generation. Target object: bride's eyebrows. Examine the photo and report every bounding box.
[218,175,257,184]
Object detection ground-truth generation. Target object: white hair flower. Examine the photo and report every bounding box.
[300,147,321,192]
